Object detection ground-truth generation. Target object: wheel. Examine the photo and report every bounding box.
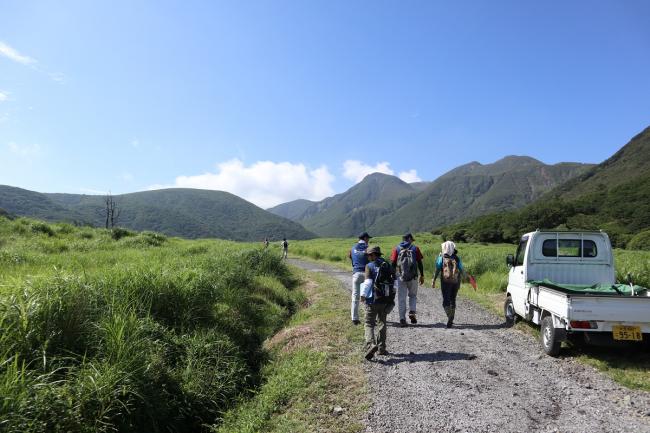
[504,296,516,327]
[541,316,561,357]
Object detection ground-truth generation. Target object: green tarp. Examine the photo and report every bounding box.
[529,279,648,296]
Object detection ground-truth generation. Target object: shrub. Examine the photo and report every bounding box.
[628,230,650,251]
[31,222,55,237]
[111,227,134,240]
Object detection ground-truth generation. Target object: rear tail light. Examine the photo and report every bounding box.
[570,321,598,329]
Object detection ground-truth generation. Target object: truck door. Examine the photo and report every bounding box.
[509,235,529,316]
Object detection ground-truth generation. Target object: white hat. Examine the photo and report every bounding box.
[441,241,456,256]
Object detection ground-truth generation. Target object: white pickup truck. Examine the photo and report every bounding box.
[504,230,650,356]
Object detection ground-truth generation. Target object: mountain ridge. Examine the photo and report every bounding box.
[0,186,316,241]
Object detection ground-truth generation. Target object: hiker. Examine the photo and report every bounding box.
[390,233,424,327]
[360,246,395,360]
[432,240,467,328]
[264,237,269,249]
[281,238,288,259]
[348,232,372,325]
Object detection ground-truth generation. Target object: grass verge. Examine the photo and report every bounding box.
[214,267,368,433]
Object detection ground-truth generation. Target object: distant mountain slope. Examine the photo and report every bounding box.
[0,186,316,241]
[436,126,650,248]
[267,199,316,221]
[549,126,650,200]
[369,156,592,235]
[298,173,418,237]
[269,157,592,238]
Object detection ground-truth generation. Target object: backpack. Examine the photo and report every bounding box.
[441,255,460,284]
[282,240,288,248]
[373,261,395,303]
[397,246,418,281]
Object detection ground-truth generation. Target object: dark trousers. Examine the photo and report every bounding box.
[440,281,460,309]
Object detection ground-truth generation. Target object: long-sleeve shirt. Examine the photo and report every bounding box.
[390,242,424,277]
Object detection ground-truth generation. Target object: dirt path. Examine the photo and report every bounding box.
[288,258,650,433]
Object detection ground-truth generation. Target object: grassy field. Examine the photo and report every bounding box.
[291,233,650,392]
[0,217,303,432]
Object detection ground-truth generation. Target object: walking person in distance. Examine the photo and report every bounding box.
[391,233,424,327]
[281,238,289,259]
[348,232,372,325]
[360,246,395,360]
[432,240,467,328]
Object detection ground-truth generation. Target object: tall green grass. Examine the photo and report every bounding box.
[0,216,300,432]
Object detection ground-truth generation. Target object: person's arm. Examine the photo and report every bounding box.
[416,247,424,285]
[457,256,468,281]
[361,264,372,301]
[432,256,441,288]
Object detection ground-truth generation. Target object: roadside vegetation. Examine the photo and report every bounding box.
[215,268,367,433]
[0,216,302,432]
[291,233,650,392]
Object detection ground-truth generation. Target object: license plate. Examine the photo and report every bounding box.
[612,325,643,341]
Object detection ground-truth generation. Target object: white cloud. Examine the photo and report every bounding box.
[343,160,394,183]
[398,169,421,183]
[131,139,140,148]
[169,159,336,208]
[7,142,42,157]
[0,91,7,102]
[0,41,36,65]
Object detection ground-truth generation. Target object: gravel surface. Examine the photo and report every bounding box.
[288,258,650,433]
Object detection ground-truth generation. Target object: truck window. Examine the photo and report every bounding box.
[542,239,598,258]
[514,237,528,266]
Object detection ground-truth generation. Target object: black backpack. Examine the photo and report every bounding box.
[373,261,395,303]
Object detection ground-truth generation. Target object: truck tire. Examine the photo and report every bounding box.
[504,296,516,327]
[541,316,561,357]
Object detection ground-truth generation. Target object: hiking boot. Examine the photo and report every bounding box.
[365,345,379,360]
[352,319,361,325]
[399,319,408,327]
[446,318,453,328]
[378,348,389,356]
[409,312,417,324]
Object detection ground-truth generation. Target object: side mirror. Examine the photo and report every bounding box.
[506,254,514,267]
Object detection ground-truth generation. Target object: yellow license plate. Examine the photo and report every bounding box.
[612,325,643,341]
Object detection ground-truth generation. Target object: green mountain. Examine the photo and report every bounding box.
[272,157,592,237]
[267,199,316,221]
[0,186,316,241]
[281,173,419,237]
[370,156,592,234]
[437,126,650,249]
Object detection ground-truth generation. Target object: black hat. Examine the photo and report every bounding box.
[358,232,372,240]
[403,233,414,241]
[366,246,383,256]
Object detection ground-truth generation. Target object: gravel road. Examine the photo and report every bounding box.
[288,258,650,433]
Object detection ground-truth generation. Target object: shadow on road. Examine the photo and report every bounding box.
[386,321,506,330]
[374,351,477,365]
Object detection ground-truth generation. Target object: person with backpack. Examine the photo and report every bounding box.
[432,240,467,328]
[360,246,395,360]
[390,233,424,327]
[348,232,372,325]
[281,238,289,259]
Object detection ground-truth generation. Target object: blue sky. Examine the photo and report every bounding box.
[1,0,649,208]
